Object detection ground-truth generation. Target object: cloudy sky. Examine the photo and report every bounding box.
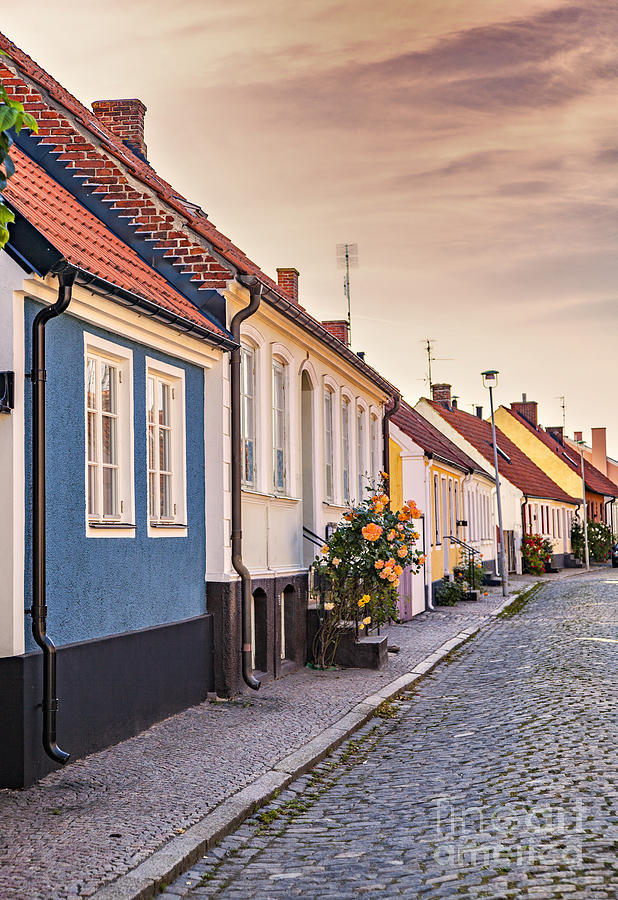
[6,1,618,452]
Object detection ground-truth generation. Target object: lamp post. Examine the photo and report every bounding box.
[576,439,590,571]
[482,370,508,597]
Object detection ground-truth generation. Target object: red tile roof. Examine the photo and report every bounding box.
[0,31,399,398]
[5,148,228,340]
[428,401,578,504]
[504,407,618,498]
[393,401,492,478]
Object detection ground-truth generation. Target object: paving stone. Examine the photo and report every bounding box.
[165,571,618,899]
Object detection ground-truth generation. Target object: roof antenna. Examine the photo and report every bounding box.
[336,243,358,347]
[555,395,566,430]
[420,338,453,391]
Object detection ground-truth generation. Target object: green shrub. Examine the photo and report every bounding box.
[435,579,464,606]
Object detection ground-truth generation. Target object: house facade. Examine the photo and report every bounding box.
[389,400,494,612]
[416,386,579,573]
[0,33,399,784]
[494,399,618,549]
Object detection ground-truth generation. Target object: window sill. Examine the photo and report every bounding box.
[147,522,188,538]
[241,489,301,503]
[149,522,188,528]
[86,521,136,539]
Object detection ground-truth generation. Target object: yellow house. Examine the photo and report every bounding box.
[389,401,493,616]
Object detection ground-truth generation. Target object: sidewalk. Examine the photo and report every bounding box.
[0,572,603,900]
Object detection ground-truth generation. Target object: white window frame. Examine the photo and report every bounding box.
[240,343,257,489]
[272,357,288,494]
[146,356,187,538]
[324,387,335,502]
[370,412,380,482]
[83,333,135,538]
[357,405,366,501]
[433,473,441,546]
[341,395,351,502]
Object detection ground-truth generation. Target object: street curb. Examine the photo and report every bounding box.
[89,620,496,900]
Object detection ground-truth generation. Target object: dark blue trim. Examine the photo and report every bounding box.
[14,130,232,339]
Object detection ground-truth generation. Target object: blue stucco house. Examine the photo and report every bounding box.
[0,133,235,787]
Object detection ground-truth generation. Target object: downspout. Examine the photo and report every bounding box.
[230,275,262,690]
[424,457,434,610]
[382,392,401,492]
[30,264,75,764]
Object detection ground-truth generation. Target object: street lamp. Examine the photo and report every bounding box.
[576,439,590,571]
[482,370,508,597]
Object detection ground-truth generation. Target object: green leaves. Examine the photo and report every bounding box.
[0,71,39,250]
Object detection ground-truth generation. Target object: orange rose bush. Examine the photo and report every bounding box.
[311,474,424,667]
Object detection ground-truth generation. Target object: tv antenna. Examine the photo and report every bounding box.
[336,243,358,346]
[556,395,566,430]
[420,338,453,391]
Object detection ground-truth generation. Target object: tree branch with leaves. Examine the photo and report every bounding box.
[0,60,38,248]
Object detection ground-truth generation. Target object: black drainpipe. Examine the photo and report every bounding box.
[382,392,401,494]
[30,264,76,764]
[230,275,262,690]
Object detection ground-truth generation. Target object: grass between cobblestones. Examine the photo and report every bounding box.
[498,582,544,618]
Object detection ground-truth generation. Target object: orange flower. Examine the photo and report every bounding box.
[411,531,419,540]
[386,558,396,568]
[418,554,426,565]
[379,569,389,579]
[394,564,403,576]
[380,494,389,504]
[387,529,396,542]
[381,471,389,480]
[393,578,400,587]
[398,511,410,522]
[362,523,383,542]
[388,573,397,583]
[374,559,385,570]
[396,524,404,532]
[321,544,329,554]
[397,545,408,558]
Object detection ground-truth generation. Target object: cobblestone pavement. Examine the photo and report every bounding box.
[0,587,515,899]
[167,571,618,899]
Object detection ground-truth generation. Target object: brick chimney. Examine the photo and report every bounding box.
[92,99,148,160]
[591,427,608,475]
[322,320,349,346]
[546,426,564,445]
[574,431,583,443]
[276,267,300,303]
[510,393,538,427]
[431,383,451,405]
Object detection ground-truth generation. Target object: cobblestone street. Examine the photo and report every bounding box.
[168,573,618,899]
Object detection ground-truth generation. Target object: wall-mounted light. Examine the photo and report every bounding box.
[0,372,14,413]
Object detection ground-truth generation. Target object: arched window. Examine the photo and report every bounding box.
[341,396,351,502]
[240,344,256,487]
[324,387,334,501]
[272,358,287,493]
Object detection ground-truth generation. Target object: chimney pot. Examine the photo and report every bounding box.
[574,430,583,443]
[322,319,349,346]
[510,398,538,427]
[431,383,452,405]
[476,406,483,419]
[546,426,564,444]
[276,267,300,303]
[591,427,608,475]
[92,98,148,160]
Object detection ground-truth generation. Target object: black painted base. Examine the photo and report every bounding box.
[207,573,308,698]
[0,614,213,789]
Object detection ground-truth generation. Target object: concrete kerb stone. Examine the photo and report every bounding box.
[90,613,500,900]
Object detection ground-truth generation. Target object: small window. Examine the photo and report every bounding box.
[241,345,256,487]
[324,387,334,501]
[146,359,187,531]
[84,336,134,533]
[342,396,350,502]
[272,359,287,493]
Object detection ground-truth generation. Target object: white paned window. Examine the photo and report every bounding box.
[84,336,133,532]
[357,406,366,500]
[146,359,186,530]
[454,481,460,538]
[342,397,350,502]
[240,345,256,487]
[434,473,440,545]
[370,414,379,481]
[324,388,334,501]
[272,359,286,493]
